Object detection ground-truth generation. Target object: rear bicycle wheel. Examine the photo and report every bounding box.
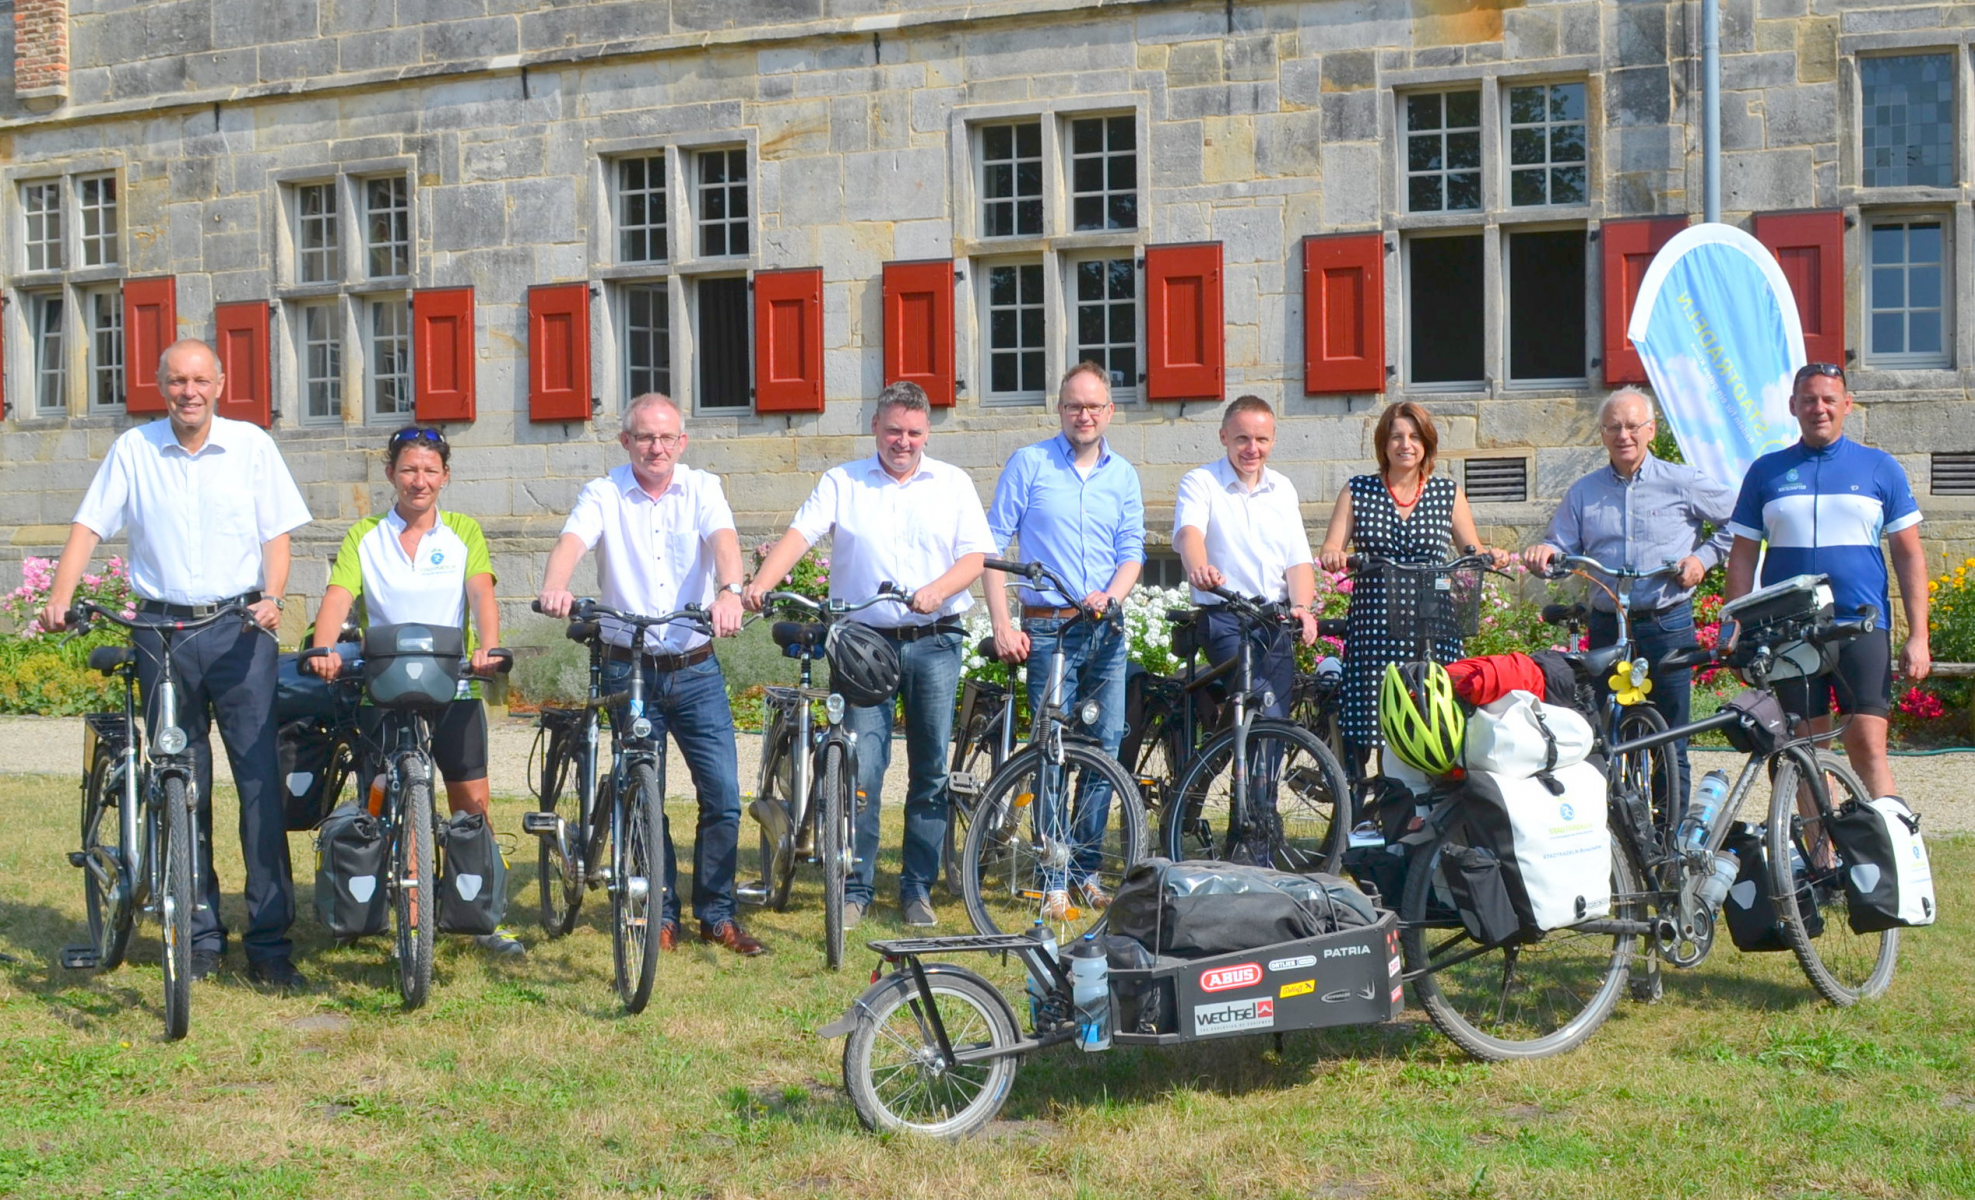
[1401,823,1641,1061]
[81,745,134,971]
[535,724,585,937]
[746,717,799,912]
[394,770,437,1010]
[1768,749,1899,1005]
[1612,704,1678,845]
[960,741,1146,942]
[1161,720,1352,874]
[843,967,1019,1138]
[158,776,194,1041]
[613,761,665,1014]
[821,741,850,971]
[945,701,1004,897]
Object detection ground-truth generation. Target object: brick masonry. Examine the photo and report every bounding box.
[0,0,1969,639]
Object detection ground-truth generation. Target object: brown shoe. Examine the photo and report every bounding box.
[699,919,767,956]
[659,921,679,952]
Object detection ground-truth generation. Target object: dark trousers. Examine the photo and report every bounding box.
[1589,601,1697,810]
[134,620,293,964]
[1200,608,1295,719]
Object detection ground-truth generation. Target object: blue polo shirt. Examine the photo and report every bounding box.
[1727,436,1921,619]
[986,433,1146,607]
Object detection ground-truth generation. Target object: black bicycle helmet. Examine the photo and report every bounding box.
[825,621,901,709]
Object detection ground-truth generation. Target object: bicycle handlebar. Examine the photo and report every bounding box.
[761,584,911,618]
[1537,553,1684,583]
[1345,550,1497,575]
[66,598,255,637]
[981,557,1114,623]
[531,597,714,636]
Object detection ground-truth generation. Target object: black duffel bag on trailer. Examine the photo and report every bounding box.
[314,802,389,939]
[1110,858,1375,959]
[436,811,509,935]
[1826,796,1936,933]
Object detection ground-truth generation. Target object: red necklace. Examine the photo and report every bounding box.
[1385,472,1424,510]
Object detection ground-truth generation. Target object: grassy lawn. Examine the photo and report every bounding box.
[1,771,1971,1199]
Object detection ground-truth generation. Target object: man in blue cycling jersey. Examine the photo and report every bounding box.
[1724,362,1930,797]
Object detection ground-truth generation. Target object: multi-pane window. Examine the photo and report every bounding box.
[77,176,118,267]
[87,288,123,410]
[1507,83,1587,206]
[1407,234,1485,386]
[696,149,748,258]
[1506,229,1587,382]
[364,176,411,277]
[1072,257,1137,392]
[1406,90,1482,213]
[367,299,412,417]
[22,181,63,272]
[980,122,1043,238]
[298,303,343,421]
[1069,116,1137,231]
[986,262,1047,398]
[618,155,667,263]
[1861,55,1955,189]
[624,283,672,399]
[297,183,340,283]
[1867,219,1947,366]
[30,293,66,414]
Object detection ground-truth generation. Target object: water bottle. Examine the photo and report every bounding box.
[1695,850,1739,912]
[1024,920,1059,1026]
[1678,770,1732,857]
[1067,934,1112,1052]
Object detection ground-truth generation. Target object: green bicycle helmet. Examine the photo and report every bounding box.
[1379,661,1465,776]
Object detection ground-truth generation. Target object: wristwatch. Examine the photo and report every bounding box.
[272,597,285,610]
[721,583,743,596]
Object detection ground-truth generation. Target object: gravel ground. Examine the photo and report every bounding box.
[3,714,1969,831]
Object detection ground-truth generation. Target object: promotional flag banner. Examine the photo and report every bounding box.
[1627,223,1804,489]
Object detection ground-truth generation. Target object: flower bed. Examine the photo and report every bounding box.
[0,557,139,716]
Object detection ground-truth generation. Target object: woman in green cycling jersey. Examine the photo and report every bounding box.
[305,424,521,956]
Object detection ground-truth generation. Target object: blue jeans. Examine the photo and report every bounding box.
[1590,601,1696,811]
[846,630,963,907]
[1024,616,1128,887]
[601,654,742,927]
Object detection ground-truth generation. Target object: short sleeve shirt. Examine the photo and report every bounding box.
[328,508,494,698]
[1172,457,1314,604]
[560,463,736,653]
[1728,436,1921,618]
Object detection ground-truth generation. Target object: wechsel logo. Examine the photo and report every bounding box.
[1200,963,1262,992]
[1193,996,1274,1035]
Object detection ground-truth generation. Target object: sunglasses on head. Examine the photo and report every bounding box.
[389,426,447,448]
[1793,362,1847,388]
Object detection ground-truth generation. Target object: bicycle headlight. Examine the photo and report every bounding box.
[154,726,189,756]
[825,693,846,725]
[1079,700,1101,727]
[1261,690,1276,711]
[630,717,653,740]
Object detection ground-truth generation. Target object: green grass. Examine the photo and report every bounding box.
[2,772,1973,1198]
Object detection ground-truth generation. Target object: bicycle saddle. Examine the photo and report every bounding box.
[974,637,1004,662]
[771,621,828,650]
[1541,602,1587,627]
[87,646,132,675]
[1579,643,1629,678]
[564,619,600,643]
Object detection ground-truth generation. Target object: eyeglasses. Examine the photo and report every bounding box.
[630,433,684,450]
[389,426,447,449]
[1793,362,1847,387]
[1059,403,1112,418]
[1600,420,1653,436]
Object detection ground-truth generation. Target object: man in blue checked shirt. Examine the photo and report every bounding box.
[983,361,1145,919]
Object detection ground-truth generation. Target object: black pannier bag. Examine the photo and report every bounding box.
[1528,649,1600,722]
[436,811,509,935]
[275,644,360,724]
[1826,796,1936,933]
[362,624,465,710]
[1437,843,1522,946]
[1110,858,1375,959]
[277,718,344,831]
[314,802,389,938]
[1720,821,1815,952]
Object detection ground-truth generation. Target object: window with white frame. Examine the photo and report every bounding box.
[1861,55,1955,189]
[980,122,1043,238]
[22,181,63,273]
[1406,90,1482,213]
[623,282,672,400]
[983,261,1047,400]
[1069,115,1137,231]
[76,175,118,268]
[618,154,667,263]
[364,176,411,278]
[1506,82,1587,207]
[29,292,66,415]
[1069,256,1137,392]
[296,182,339,283]
[296,302,343,421]
[278,169,414,424]
[86,287,123,411]
[12,172,128,416]
[365,297,412,417]
[696,149,748,258]
[1866,217,1949,367]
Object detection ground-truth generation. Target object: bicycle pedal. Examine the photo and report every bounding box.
[67,851,88,868]
[736,881,769,904]
[60,946,100,970]
[521,811,563,836]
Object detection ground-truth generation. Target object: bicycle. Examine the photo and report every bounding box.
[521,599,707,1012]
[1158,587,1353,876]
[946,659,1017,897]
[302,626,512,1009]
[957,558,1149,942]
[61,598,260,1040]
[739,585,911,971]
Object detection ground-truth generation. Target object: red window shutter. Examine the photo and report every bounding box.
[753,267,824,413]
[1601,217,1688,386]
[1302,233,1386,395]
[413,286,476,423]
[527,283,592,422]
[882,259,955,407]
[1753,210,1846,366]
[1144,242,1224,401]
[123,276,178,414]
[212,301,272,427]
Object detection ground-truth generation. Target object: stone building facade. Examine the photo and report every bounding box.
[1,0,1972,629]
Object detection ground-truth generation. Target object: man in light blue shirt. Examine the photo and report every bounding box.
[983,361,1145,916]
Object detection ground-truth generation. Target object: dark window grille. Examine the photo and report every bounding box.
[1464,457,1528,503]
[1931,452,1975,495]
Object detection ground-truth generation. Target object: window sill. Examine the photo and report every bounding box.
[1502,376,1590,393]
[1844,186,1962,207]
[672,257,755,278]
[277,283,344,302]
[1850,366,1959,393]
[1394,211,1486,232]
[65,266,123,287]
[1497,205,1592,227]
[981,392,1048,408]
[960,236,1051,259]
[598,262,672,282]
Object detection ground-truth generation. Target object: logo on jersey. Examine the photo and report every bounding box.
[429,551,445,565]
[1786,468,1800,482]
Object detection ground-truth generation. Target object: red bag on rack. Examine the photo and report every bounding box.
[1445,653,1546,707]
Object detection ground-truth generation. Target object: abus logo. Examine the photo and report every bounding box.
[1193,996,1275,1035]
[1323,944,1371,958]
[1200,962,1262,992]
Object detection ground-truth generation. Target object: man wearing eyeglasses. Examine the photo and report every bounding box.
[537,392,764,956]
[981,361,1145,918]
[1724,363,1930,798]
[1524,387,1738,807]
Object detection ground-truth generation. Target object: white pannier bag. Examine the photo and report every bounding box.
[1464,689,1596,779]
[1827,795,1936,932]
[1453,759,1611,933]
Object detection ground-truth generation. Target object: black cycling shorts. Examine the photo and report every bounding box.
[1773,627,1893,721]
[358,698,489,784]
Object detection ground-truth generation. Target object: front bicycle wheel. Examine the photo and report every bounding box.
[960,741,1146,942]
[613,761,665,1014]
[159,776,194,1041]
[820,740,850,971]
[1401,822,1642,1061]
[1611,704,1678,846]
[81,745,134,972]
[946,701,1004,897]
[394,772,437,1010]
[535,724,584,938]
[843,967,1019,1139]
[1161,720,1352,874]
[1768,749,1899,1005]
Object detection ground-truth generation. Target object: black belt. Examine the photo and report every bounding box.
[874,621,964,643]
[137,591,262,619]
[603,642,716,672]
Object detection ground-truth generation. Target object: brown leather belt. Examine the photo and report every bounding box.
[602,643,715,672]
[1022,605,1081,619]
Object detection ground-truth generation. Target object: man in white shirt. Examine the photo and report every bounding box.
[1173,394,1321,717]
[746,381,995,927]
[42,339,313,992]
[538,393,763,956]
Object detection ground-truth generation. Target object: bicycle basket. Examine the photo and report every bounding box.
[1370,563,1484,643]
[360,623,465,710]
